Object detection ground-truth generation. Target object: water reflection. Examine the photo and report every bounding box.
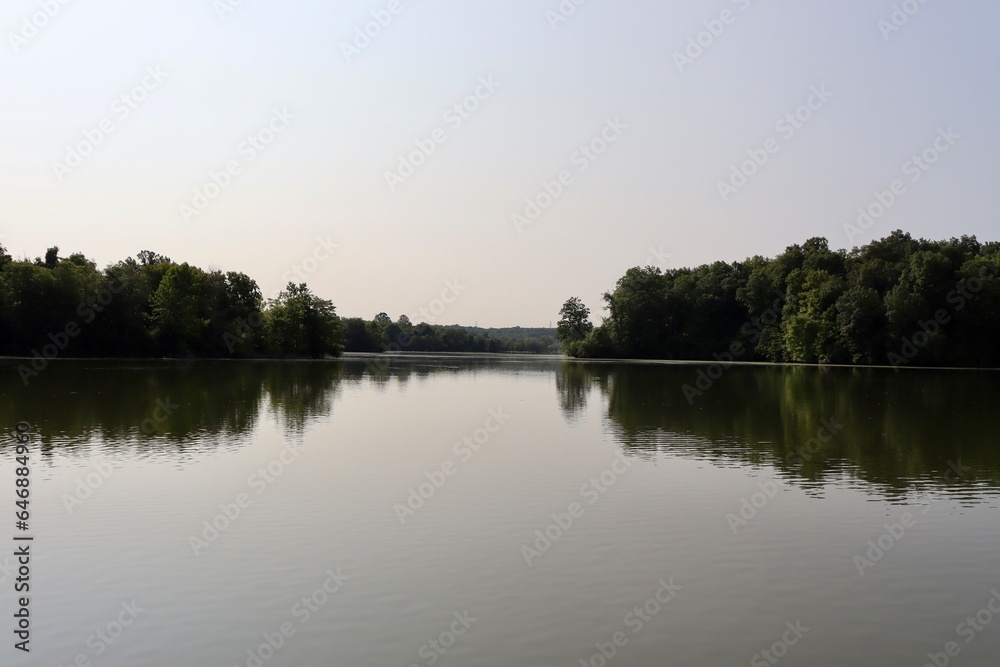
[3,357,997,498]
[554,361,1000,496]
[0,360,351,457]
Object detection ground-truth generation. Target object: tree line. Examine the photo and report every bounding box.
[557,231,1000,368]
[0,245,556,374]
[342,315,557,354]
[0,246,343,370]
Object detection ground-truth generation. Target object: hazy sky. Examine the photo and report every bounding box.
[2,0,997,327]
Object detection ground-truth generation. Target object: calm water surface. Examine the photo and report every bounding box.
[2,356,999,666]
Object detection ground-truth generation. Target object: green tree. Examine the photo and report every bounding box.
[44,246,59,269]
[781,268,845,363]
[834,285,886,364]
[213,271,264,357]
[603,267,675,358]
[0,262,58,353]
[556,297,594,353]
[150,263,210,355]
[264,283,344,358]
[137,250,172,266]
[343,317,381,352]
[95,257,155,356]
[557,297,593,341]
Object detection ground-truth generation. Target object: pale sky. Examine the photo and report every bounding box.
[2,0,997,327]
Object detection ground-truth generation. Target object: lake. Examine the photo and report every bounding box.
[2,356,999,666]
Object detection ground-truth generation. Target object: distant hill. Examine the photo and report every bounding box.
[444,325,556,341]
[340,318,560,354]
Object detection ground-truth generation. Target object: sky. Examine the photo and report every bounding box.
[2,0,998,327]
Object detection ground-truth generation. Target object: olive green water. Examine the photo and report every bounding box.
[2,356,998,666]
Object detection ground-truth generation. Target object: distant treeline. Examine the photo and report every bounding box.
[342,316,558,354]
[557,231,1000,368]
[0,245,556,375]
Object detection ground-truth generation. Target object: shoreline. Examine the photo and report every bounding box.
[0,352,997,372]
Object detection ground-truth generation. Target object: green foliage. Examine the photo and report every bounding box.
[781,268,845,363]
[44,246,59,270]
[0,247,342,359]
[573,326,617,358]
[150,263,210,354]
[439,326,559,353]
[567,232,1000,368]
[341,320,557,354]
[603,266,673,358]
[264,283,344,359]
[343,317,381,352]
[556,297,593,350]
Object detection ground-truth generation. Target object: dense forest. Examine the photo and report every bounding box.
[557,231,1000,368]
[0,245,554,378]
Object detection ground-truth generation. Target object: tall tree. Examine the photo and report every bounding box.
[265,283,344,358]
[44,246,59,269]
[150,263,209,355]
[556,297,594,353]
